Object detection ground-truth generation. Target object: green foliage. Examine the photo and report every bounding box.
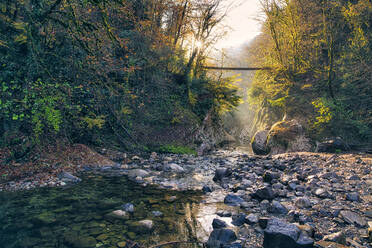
[311,97,369,140]
[248,0,372,145]
[0,79,64,141]
[81,115,106,129]
[0,0,239,150]
[312,98,333,128]
[158,145,196,155]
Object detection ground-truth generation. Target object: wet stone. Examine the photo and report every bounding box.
[128,169,149,178]
[224,194,244,206]
[245,214,259,225]
[213,168,232,181]
[322,231,346,245]
[212,218,227,229]
[232,213,246,226]
[268,201,288,215]
[295,197,312,209]
[121,203,135,213]
[117,241,127,248]
[263,218,313,248]
[217,210,232,217]
[105,210,129,221]
[202,185,213,193]
[253,186,276,200]
[345,192,360,202]
[339,210,367,227]
[207,228,237,248]
[151,211,163,217]
[314,188,330,199]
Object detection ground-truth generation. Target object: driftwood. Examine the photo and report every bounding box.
[126,240,205,248]
[149,240,205,248]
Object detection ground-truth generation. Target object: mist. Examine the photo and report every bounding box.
[216,44,259,146]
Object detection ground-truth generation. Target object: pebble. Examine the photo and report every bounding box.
[2,150,371,248]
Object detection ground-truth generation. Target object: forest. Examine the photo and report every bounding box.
[0,0,240,156]
[0,1,371,248]
[1,0,371,157]
[246,0,371,150]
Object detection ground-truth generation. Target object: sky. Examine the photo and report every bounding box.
[215,0,263,50]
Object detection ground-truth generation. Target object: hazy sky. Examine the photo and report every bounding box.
[215,0,263,49]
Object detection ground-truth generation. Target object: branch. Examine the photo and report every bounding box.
[149,240,205,248]
[40,0,63,21]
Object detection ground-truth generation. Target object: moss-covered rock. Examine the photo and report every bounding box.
[266,120,312,155]
[63,232,97,248]
[128,219,154,234]
[32,211,57,225]
[105,210,129,221]
[117,241,127,247]
[251,130,270,155]
[96,234,109,241]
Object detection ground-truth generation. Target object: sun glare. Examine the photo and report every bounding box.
[195,40,203,49]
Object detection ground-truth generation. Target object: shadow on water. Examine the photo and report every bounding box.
[0,174,205,248]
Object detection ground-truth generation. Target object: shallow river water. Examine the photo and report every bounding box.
[0,174,212,248]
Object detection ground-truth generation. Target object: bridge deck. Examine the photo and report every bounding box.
[203,66,272,71]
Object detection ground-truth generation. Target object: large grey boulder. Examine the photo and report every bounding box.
[316,137,349,153]
[266,120,312,155]
[252,186,276,200]
[213,168,232,181]
[224,194,244,206]
[251,130,270,155]
[212,218,227,229]
[207,228,237,248]
[263,218,314,248]
[339,210,367,227]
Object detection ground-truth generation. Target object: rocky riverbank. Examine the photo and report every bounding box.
[1,147,371,247]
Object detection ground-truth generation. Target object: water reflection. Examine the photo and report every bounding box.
[0,174,203,248]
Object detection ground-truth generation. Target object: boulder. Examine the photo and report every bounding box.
[252,186,276,201]
[345,192,360,202]
[316,137,349,153]
[202,185,213,193]
[263,218,313,248]
[224,194,244,206]
[339,210,367,227]
[322,231,346,245]
[207,228,237,248]
[245,214,259,225]
[251,130,270,155]
[263,171,280,183]
[213,168,232,181]
[231,213,247,226]
[197,142,213,156]
[295,197,312,209]
[212,218,227,229]
[268,201,288,215]
[314,188,330,199]
[266,120,312,155]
